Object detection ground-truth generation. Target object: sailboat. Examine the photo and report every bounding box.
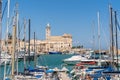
[83,5,120,80]
[101,5,120,80]
[70,10,116,80]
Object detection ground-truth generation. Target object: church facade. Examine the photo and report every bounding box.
[1,23,72,54]
[28,23,72,53]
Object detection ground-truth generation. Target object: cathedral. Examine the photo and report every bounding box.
[1,23,72,54]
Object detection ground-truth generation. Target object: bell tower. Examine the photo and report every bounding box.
[46,23,51,40]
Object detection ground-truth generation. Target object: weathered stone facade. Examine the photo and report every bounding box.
[1,23,72,54]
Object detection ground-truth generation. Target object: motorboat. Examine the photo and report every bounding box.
[63,55,87,65]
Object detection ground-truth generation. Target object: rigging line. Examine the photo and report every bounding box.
[19,22,24,35]
[8,17,14,32]
[116,15,120,31]
[100,23,109,50]
[20,20,28,38]
[20,20,29,39]
[116,18,120,45]
[117,19,120,31]
[2,1,8,20]
[3,17,14,39]
[2,1,18,35]
[7,3,17,30]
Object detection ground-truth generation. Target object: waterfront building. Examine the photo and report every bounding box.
[26,23,72,53]
[1,23,72,54]
[42,23,72,53]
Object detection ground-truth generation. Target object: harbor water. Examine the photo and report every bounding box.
[0,54,74,79]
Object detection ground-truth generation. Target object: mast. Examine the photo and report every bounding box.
[24,19,26,72]
[34,32,36,67]
[97,12,101,66]
[4,0,10,79]
[109,5,114,64]
[28,19,31,65]
[114,11,118,70]
[0,0,2,78]
[92,21,95,51]
[15,3,19,75]
[92,21,95,59]
[11,22,16,79]
[0,0,2,58]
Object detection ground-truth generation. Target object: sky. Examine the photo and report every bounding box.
[2,0,120,50]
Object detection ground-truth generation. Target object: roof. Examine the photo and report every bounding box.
[62,34,72,38]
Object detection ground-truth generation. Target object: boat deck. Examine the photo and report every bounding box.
[59,72,71,80]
